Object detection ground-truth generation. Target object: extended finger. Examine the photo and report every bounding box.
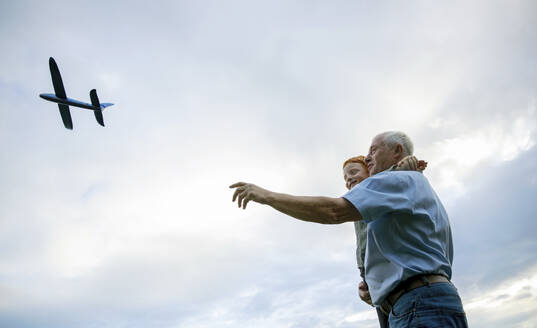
[232,188,242,202]
[238,191,247,208]
[243,195,251,209]
[229,182,246,188]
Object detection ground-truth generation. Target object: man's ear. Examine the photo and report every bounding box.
[394,144,404,160]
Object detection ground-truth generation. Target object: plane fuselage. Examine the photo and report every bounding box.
[39,93,99,111]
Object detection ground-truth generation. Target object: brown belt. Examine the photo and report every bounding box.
[380,274,450,316]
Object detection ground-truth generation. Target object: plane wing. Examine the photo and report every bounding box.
[58,103,73,130]
[49,57,67,99]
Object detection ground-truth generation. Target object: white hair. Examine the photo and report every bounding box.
[378,131,414,156]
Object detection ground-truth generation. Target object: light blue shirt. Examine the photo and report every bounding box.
[343,170,453,306]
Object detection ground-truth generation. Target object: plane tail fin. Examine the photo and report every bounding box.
[90,89,105,127]
[90,89,101,107]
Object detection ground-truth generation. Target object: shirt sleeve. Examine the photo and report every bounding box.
[343,172,415,223]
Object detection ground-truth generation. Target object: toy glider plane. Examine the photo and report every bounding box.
[39,57,114,130]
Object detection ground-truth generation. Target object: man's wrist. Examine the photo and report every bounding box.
[262,190,274,205]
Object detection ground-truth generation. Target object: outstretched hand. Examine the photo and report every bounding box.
[229,182,269,209]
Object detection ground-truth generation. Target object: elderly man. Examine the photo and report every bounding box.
[230,131,468,327]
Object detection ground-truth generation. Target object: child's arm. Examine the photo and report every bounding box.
[393,155,428,172]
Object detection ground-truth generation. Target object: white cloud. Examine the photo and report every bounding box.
[98,72,121,91]
[423,102,537,196]
[343,309,378,323]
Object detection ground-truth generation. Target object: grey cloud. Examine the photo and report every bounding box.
[494,294,510,301]
[447,145,537,292]
[514,293,532,300]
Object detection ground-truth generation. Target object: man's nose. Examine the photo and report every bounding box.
[365,155,371,163]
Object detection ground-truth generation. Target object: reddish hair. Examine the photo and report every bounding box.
[343,155,369,174]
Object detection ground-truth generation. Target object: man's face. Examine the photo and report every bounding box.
[365,135,401,175]
[343,162,369,190]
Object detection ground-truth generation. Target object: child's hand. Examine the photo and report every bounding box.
[394,156,428,172]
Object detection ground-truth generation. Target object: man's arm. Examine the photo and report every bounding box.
[230,182,362,224]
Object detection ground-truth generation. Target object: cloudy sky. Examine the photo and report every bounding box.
[1,1,536,327]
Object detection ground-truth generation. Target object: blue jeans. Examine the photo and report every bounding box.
[388,282,468,328]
